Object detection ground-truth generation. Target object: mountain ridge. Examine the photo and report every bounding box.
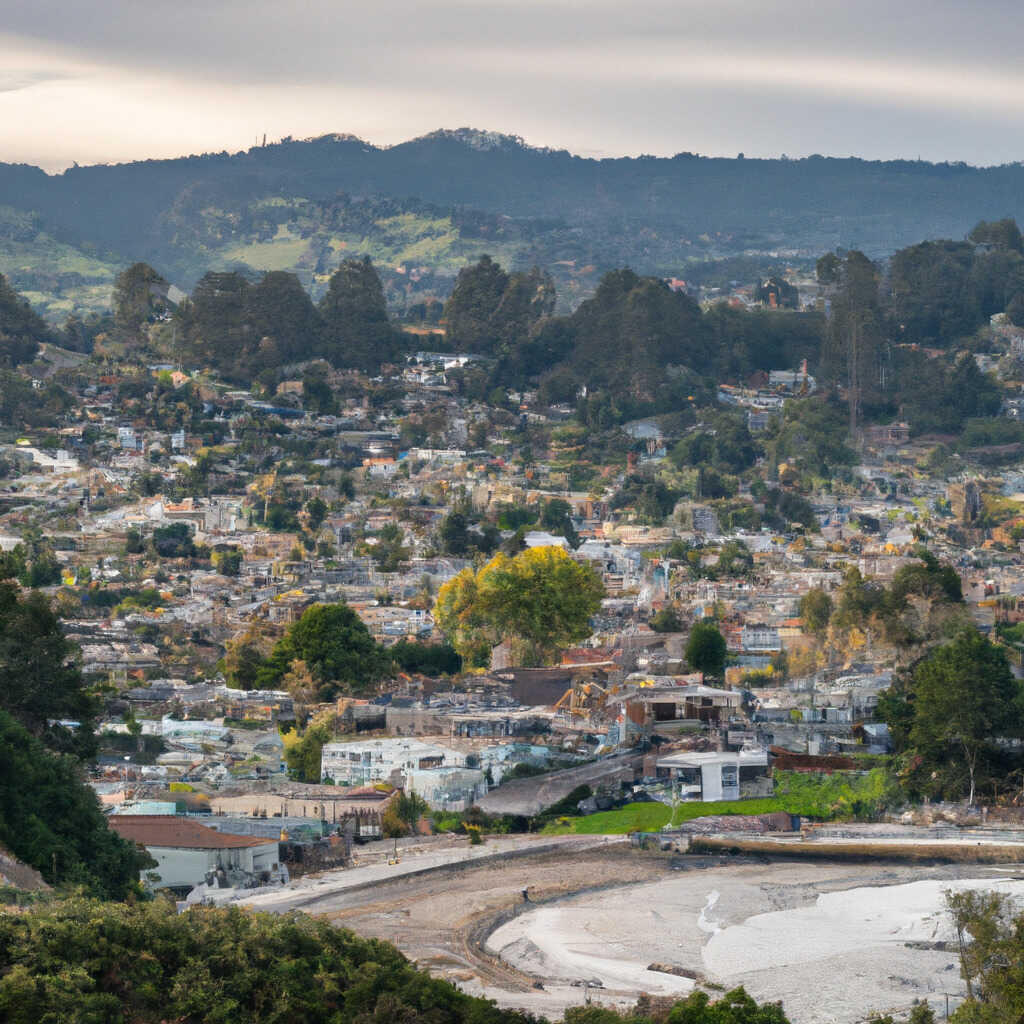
[4,127,1024,320]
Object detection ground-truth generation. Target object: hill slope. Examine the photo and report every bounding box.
[5,128,1024,317]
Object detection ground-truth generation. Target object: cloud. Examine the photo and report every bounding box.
[0,69,70,94]
[1,1,1024,168]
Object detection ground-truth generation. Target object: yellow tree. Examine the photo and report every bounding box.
[435,546,604,667]
[433,567,496,668]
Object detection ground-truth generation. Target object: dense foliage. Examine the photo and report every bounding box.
[176,258,404,380]
[944,887,1024,1022]
[0,582,98,757]
[0,711,150,899]
[256,602,393,699]
[434,546,604,667]
[0,898,538,1024]
[0,271,53,366]
[879,629,1024,803]
[685,621,727,677]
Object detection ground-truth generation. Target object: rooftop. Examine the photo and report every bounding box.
[108,814,275,849]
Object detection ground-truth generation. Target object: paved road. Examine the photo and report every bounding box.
[239,834,626,913]
[475,752,642,816]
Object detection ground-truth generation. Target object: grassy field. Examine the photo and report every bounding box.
[540,769,898,835]
[220,226,313,272]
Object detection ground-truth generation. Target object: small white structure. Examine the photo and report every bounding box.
[523,530,570,549]
[656,748,769,802]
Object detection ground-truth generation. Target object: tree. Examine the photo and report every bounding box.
[0,583,97,757]
[883,629,1023,804]
[686,620,727,676]
[799,588,833,637]
[0,273,54,367]
[438,511,471,556]
[539,498,579,548]
[112,262,169,337]
[152,522,196,559]
[650,607,684,633]
[0,897,549,1024]
[0,711,151,897]
[213,548,242,576]
[944,888,1024,1021]
[305,496,328,530]
[392,790,429,836]
[443,256,555,360]
[371,523,410,573]
[282,713,338,782]
[257,602,392,699]
[434,547,604,667]
[432,568,494,669]
[318,257,399,370]
[968,217,1024,253]
[390,640,462,675]
[244,270,319,370]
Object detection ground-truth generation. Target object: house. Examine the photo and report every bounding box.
[320,738,464,787]
[625,679,742,728]
[363,457,398,478]
[741,623,781,653]
[108,814,281,893]
[655,748,770,802]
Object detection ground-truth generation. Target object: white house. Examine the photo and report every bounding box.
[655,748,769,802]
[108,814,280,892]
[320,738,486,809]
[363,457,398,478]
[320,738,464,787]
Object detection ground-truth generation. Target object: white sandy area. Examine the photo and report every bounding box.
[487,870,1024,1024]
[702,877,1024,975]
[488,902,695,997]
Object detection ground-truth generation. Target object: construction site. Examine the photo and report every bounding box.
[241,826,1024,1024]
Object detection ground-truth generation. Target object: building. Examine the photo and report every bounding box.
[863,422,911,446]
[363,457,398,478]
[108,814,281,893]
[320,738,464,787]
[741,623,781,653]
[655,748,770,802]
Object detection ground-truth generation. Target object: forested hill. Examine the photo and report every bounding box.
[8,130,1024,253]
[5,128,1024,318]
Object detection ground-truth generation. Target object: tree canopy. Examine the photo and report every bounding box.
[685,620,727,677]
[0,711,151,898]
[0,271,53,367]
[0,583,97,757]
[435,546,603,667]
[256,602,392,699]
[879,629,1023,803]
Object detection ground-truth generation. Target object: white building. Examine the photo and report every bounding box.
[741,623,781,653]
[320,738,464,787]
[320,738,486,809]
[656,749,769,802]
[523,531,570,549]
[108,814,280,892]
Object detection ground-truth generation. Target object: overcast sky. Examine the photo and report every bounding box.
[3,0,1024,172]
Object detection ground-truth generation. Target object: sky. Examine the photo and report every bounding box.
[3,0,1024,172]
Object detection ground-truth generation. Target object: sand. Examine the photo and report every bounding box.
[488,864,1024,1023]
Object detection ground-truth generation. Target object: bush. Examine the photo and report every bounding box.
[0,898,543,1024]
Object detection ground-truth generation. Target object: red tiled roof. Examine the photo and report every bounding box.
[108,815,275,850]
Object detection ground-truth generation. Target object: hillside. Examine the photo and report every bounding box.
[5,129,1024,320]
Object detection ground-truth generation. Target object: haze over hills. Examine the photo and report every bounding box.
[4,127,1024,319]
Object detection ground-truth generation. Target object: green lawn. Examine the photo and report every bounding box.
[540,768,898,835]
